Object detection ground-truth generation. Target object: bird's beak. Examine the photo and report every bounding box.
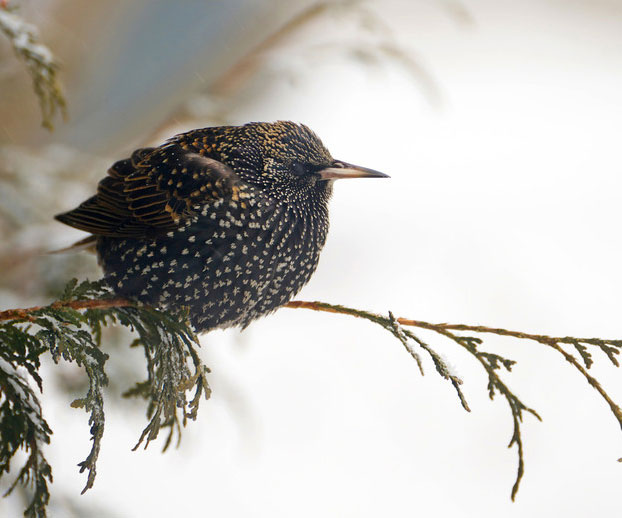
[317,161,389,180]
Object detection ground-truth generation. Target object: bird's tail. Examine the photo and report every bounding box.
[48,235,97,254]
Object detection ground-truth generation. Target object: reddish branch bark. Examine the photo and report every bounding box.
[1,296,619,422]
[0,298,133,322]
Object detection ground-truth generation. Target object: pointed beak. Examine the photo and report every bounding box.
[317,161,389,180]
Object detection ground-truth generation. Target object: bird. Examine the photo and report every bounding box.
[55,121,388,333]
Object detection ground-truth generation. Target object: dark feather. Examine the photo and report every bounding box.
[53,121,384,333]
[55,144,241,238]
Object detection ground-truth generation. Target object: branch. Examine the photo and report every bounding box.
[0,298,133,322]
[283,300,622,499]
[0,280,209,518]
[2,292,622,504]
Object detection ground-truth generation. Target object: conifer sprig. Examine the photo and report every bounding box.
[0,279,208,517]
[2,281,622,516]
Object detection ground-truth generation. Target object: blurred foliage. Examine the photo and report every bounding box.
[0,0,94,310]
[0,5,66,130]
[155,0,443,138]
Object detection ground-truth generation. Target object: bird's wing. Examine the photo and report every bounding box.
[55,144,243,238]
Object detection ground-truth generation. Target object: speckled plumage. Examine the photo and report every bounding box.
[56,121,386,332]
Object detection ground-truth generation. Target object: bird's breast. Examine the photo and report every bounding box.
[97,193,330,332]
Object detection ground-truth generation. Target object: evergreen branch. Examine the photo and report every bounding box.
[115,306,210,452]
[0,279,208,517]
[283,299,622,499]
[2,288,622,509]
[423,325,540,501]
[0,297,133,322]
[0,358,52,518]
[0,6,67,130]
[393,318,622,429]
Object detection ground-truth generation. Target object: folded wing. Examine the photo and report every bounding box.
[55,144,241,238]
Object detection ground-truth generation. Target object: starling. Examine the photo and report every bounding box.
[55,121,388,332]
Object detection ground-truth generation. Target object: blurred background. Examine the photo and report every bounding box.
[2,0,622,516]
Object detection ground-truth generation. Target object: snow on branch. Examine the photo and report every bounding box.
[0,6,66,130]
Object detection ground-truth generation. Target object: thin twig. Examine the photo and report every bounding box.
[2,296,621,500]
[284,301,622,425]
[283,299,622,499]
[0,298,132,321]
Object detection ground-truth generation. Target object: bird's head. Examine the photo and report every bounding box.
[210,121,388,205]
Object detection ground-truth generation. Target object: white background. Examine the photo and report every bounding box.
[6,0,622,516]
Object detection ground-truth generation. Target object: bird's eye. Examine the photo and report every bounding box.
[290,162,307,176]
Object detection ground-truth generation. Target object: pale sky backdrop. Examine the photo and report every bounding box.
[3,0,622,516]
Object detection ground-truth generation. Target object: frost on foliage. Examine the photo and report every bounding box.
[0,357,52,518]
[0,279,210,518]
[0,8,66,129]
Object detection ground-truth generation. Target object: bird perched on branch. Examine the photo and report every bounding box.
[56,121,388,332]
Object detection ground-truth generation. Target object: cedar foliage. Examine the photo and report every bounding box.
[0,279,210,517]
[2,280,622,517]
